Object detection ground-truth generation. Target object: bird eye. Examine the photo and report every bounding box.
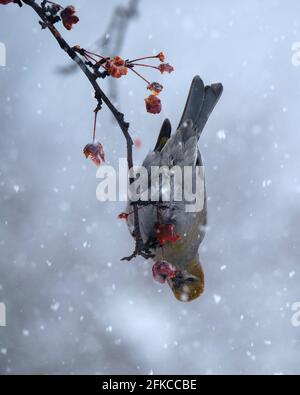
[185,277,196,284]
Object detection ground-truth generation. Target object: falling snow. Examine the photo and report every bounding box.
[0,0,299,376]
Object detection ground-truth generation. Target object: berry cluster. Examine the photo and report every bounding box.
[73,47,174,115]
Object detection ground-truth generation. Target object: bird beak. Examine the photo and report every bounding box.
[167,257,205,302]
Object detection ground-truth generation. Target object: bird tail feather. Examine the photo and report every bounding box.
[178,76,223,139]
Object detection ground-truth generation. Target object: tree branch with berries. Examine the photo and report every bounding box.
[58,0,140,108]
[1,0,174,261]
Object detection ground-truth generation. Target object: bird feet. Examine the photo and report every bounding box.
[121,238,155,261]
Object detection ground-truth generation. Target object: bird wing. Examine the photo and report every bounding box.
[154,118,172,152]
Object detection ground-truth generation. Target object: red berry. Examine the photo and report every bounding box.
[106,56,128,79]
[154,223,180,246]
[83,141,105,167]
[156,52,165,62]
[145,95,161,114]
[60,6,79,31]
[118,212,129,220]
[158,63,174,74]
[147,82,163,95]
[134,138,142,148]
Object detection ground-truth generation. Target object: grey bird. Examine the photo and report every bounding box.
[127,76,223,302]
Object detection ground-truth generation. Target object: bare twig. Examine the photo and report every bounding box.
[21,0,151,261]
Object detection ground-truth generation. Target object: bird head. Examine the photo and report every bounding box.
[167,256,204,302]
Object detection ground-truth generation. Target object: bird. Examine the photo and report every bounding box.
[126,76,223,302]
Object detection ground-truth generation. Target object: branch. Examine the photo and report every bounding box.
[57,0,139,105]
[21,0,151,261]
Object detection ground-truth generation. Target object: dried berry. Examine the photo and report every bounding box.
[156,52,165,62]
[147,82,163,96]
[118,212,129,220]
[83,141,105,167]
[60,6,79,30]
[106,56,128,79]
[158,63,174,74]
[145,95,161,114]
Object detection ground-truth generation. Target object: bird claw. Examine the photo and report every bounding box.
[121,239,154,261]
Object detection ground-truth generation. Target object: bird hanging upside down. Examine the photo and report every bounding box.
[126,76,223,302]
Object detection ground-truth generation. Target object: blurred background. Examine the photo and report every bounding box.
[0,0,300,374]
